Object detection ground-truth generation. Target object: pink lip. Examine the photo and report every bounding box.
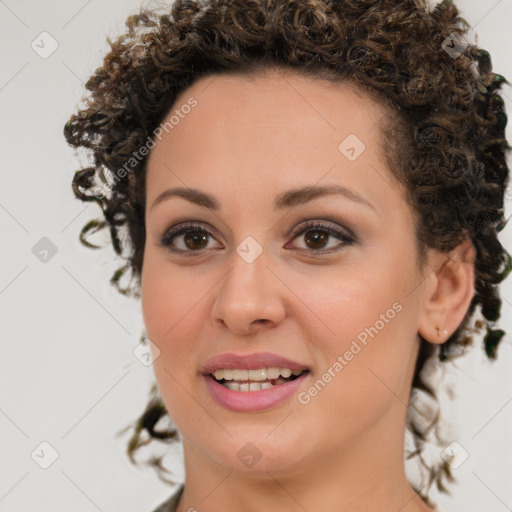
[203,372,310,412]
[201,352,309,373]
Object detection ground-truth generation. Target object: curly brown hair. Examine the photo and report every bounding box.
[63,0,511,502]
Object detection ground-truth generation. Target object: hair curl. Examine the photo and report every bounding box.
[64,0,511,503]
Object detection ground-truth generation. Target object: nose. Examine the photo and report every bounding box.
[210,248,286,336]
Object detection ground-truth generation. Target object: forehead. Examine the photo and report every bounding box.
[168,69,388,141]
[148,70,389,174]
[145,70,411,222]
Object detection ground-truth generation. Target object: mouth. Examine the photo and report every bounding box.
[208,367,310,392]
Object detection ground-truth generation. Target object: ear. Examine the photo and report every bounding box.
[417,237,476,344]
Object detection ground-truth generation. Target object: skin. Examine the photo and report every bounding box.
[141,69,476,512]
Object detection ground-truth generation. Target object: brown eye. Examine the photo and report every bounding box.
[303,229,330,250]
[289,221,355,254]
[182,230,209,250]
[160,223,221,255]
[160,220,355,257]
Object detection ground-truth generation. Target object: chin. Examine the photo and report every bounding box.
[200,433,307,474]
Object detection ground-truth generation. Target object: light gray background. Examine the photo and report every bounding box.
[1,1,511,511]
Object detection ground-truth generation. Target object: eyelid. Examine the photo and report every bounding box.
[287,217,356,241]
[159,221,222,247]
[159,216,357,255]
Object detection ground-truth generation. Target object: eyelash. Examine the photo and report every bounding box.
[159,220,356,257]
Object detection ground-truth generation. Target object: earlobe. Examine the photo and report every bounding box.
[417,238,476,344]
[434,325,449,339]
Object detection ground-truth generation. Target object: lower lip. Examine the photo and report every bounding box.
[203,372,309,412]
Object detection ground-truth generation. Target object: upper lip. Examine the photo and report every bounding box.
[201,352,310,374]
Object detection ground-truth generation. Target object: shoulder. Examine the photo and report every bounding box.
[150,483,184,512]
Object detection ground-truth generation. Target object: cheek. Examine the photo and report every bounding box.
[140,261,205,431]
[301,260,418,422]
[303,260,405,351]
[141,249,203,344]
[140,254,213,404]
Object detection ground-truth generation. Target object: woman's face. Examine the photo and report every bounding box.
[141,70,433,475]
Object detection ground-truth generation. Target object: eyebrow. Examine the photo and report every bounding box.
[149,184,376,213]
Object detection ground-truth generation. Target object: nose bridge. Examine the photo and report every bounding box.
[211,236,285,333]
[225,237,271,308]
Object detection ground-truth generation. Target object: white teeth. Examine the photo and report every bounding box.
[248,368,266,381]
[266,367,280,379]
[223,380,279,392]
[231,369,249,380]
[213,367,308,392]
[213,367,304,381]
[214,369,232,380]
[224,381,240,391]
[280,368,292,378]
